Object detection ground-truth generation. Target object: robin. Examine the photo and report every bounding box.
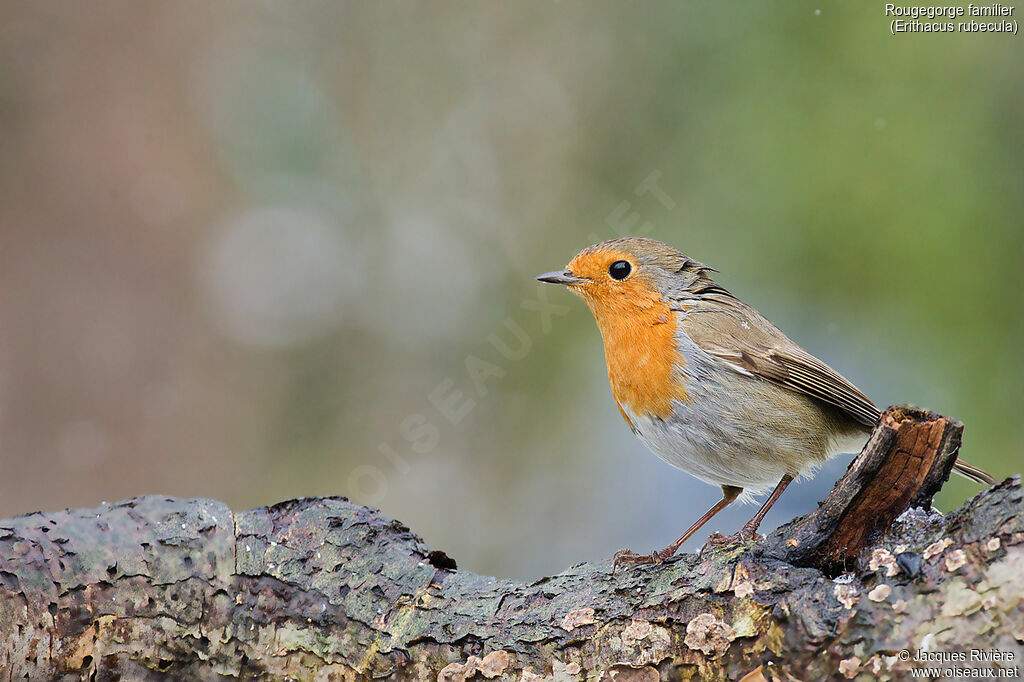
[537,237,996,566]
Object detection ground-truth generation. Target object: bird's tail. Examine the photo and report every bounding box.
[953,458,998,486]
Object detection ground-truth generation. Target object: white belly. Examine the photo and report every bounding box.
[620,341,869,502]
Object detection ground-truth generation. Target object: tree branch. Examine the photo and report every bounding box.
[1,406,1022,681]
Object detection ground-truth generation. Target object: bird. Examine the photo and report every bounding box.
[537,237,997,567]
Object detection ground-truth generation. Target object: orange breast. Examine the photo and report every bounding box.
[583,285,688,420]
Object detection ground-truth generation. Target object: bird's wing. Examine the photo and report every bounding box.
[678,298,882,428]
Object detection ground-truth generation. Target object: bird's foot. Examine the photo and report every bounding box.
[612,546,679,570]
[703,527,762,550]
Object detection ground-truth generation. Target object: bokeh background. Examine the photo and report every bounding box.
[1,2,1021,579]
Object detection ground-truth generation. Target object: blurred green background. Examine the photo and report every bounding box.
[1,2,1021,579]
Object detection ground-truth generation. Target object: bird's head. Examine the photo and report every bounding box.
[536,237,713,321]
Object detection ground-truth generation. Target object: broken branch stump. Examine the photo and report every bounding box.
[764,405,964,572]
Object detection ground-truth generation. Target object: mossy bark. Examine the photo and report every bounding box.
[2,409,1022,681]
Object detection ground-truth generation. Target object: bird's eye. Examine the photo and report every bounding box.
[608,260,632,280]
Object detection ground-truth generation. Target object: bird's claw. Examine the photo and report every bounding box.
[702,528,762,551]
[612,548,662,570]
[612,546,678,570]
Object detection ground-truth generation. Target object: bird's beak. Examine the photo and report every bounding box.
[536,270,589,286]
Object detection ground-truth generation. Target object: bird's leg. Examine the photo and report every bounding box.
[704,474,794,548]
[613,485,742,569]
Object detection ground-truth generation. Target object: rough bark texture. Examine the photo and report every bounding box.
[1,406,1022,681]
